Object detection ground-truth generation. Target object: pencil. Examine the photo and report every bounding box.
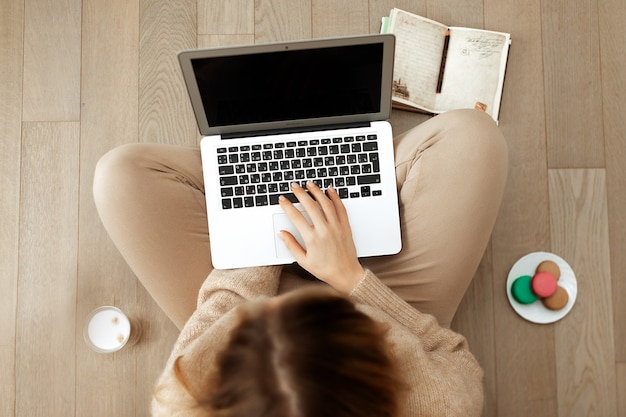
[436,29,451,94]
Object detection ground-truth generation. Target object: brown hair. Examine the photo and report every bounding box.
[209,288,401,417]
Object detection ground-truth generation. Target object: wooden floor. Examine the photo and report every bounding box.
[1,0,624,416]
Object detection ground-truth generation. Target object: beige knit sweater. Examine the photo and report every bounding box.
[151,266,484,416]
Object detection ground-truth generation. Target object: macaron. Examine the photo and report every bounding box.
[542,286,569,310]
[511,275,538,304]
[536,260,561,280]
[531,271,558,298]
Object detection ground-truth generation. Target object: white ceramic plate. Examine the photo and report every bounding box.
[506,252,577,324]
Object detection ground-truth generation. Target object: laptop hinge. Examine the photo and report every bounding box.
[221,121,372,140]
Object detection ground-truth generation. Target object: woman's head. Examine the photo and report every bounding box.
[209,288,401,417]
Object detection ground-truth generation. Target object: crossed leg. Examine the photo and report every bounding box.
[93,109,507,329]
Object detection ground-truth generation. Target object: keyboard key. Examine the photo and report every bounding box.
[219,165,234,175]
[270,194,281,205]
[222,199,232,209]
[220,176,238,186]
[363,142,378,151]
[283,193,298,203]
[357,174,381,185]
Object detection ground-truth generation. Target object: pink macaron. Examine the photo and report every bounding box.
[531,271,558,298]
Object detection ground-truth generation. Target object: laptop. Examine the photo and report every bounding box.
[178,34,402,269]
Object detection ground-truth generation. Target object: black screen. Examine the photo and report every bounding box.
[191,43,384,127]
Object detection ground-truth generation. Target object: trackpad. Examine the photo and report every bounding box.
[272,212,311,259]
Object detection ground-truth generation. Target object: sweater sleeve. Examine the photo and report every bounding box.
[350,269,480,363]
[351,270,484,416]
[170,265,282,356]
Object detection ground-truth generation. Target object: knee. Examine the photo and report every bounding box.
[93,143,148,210]
[439,109,508,166]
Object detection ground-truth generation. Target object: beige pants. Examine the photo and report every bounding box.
[93,109,508,330]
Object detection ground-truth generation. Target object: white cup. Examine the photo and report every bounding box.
[84,306,141,353]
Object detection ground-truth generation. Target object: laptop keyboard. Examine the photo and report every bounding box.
[217,134,384,209]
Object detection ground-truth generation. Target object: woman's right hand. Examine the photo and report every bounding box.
[277,181,364,294]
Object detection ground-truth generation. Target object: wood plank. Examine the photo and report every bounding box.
[426,0,484,27]
[255,0,312,42]
[548,169,617,417]
[198,0,254,35]
[618,363,626,417]
[368,0,427,33]
[140,0,198,146]
[0,0,23,414]
[22,0,81,121]
[598,0,626,363]
[540,0,604,169]
[136,0,199,413]
[77,0,143,415]
[197,34,256,48]
[484,0,557,415]
[17,122,80,417]
[451,245,497,417]
[311,0,369,37]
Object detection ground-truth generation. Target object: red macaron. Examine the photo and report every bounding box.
[531,271,558,298]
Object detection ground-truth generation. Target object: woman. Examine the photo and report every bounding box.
[93,109,508,416]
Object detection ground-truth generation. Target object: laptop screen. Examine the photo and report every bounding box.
[179,35,395,136]
[191,43,383,127]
